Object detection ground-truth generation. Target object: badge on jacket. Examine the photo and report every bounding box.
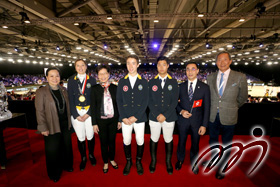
[138,84,143,90]
[168,85,172,91]
[152,85,158,92]
[123,85,128,92]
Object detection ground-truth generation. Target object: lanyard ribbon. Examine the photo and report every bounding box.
[78,76,88,95]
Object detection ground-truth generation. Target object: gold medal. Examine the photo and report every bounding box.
[79,95,86,102]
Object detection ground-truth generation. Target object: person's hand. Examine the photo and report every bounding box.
[117,122,122,130]
[128,116,137,124]
[122,118,132,125]
[77,116,85,122]
[181,110,192,119]
[81,114,90,121]
[93,125,99,134]
[157,114,166,123]
[41,131,49,136]
[198,126,206,135]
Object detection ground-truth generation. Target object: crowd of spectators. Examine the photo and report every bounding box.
[0,74,46,87]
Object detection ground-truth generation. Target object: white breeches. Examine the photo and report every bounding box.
[149,120,175,143]
[71,108,94,142]
[122,122,145,146]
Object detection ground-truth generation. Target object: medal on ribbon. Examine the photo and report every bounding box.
[78,76,88,102]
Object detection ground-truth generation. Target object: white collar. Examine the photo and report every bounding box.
[188,78,197,85]
[218,68,231,76]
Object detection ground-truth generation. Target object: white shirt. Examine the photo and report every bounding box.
[217,68,231,94]
[159,74,168,88]
[77,73,86,83]
[129,74,138,89]
[188,78,198,93]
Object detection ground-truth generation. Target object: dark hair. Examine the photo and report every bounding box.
[96,64,111,74]
[277,92,280,99]
[74,59,87,67]
[156,56,169,65]
[216,51,232,62]
[46,67,61,76]
[186,62,199,69]
[126,55,139,63]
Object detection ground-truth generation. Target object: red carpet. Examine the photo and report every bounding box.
[1,128,280,187]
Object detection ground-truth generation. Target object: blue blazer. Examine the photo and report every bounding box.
[176,80,210,128]
[67,74,96,119]
[148,74,179,122]
[116,74,148,123]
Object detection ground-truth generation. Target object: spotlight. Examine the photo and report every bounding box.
[205,43,212,49]
[107,15,113,20]
[2,25,8,29]
[259,43,264,48]
[104,44,108,49]
[153,43,158,48]
[19,12,30,24]
[154,20,159,23]
[74,22,79,26]
[56,46,60,51]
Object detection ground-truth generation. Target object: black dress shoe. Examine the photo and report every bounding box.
[175,161,183,170]
[110,161,118,169]
[89,154,96,166]
[51,177,60,183]
[123,159,132,176]
[215,171,225,180]
[136,158,144,175]
[80,157,87,171]
[192,167,199,175]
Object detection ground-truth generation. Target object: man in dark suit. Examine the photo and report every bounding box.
[207,51,248,179]
[175,62,210,175]
[116,55,149,176]
[148,56,179,175]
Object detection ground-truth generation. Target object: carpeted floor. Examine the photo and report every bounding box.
[0,128,279,187]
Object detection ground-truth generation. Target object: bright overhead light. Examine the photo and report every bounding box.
[74,23,79,26]
[256,62,260,65]
[274,62,278,64]
[218,48,224,51]
[234,62,238,65]
[2,26,8,29]
[267,62,272,65]
[245,62,249,65]
[198,14,204,17]
[254,50,260,53]
[239,18,245,22]
[107,15,113,20]
[154,20,159,23]
[76,46,82,50]
[84,49,89,52]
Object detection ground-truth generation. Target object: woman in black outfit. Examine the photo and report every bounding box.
[35,67,73,182]
[91,65,121,173]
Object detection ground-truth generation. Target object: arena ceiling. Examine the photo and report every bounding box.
[0,0,280,66]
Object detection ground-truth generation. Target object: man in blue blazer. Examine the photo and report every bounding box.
[175,62,210,174]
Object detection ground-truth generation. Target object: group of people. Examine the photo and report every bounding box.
[35,51,248,183]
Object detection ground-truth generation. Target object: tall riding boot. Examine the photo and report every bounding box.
[88,137,96,166]
[149,139,158,173]
[77,139,87,171]
[136,144,144,175]
[123,144,132,176]
[165,140,173,175]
